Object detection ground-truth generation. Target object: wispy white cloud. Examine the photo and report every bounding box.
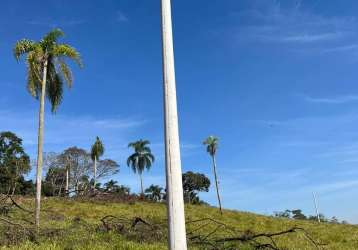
[281,32,344,43]
[0,109,146,158]
[231,0,357,48]
[322,44,358,53]
[26,19,87,27]
[303,94,358,104]
[302,180,358,194]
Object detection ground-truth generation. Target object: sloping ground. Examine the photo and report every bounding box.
[1,198,358,249]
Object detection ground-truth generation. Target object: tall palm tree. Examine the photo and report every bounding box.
[127,139,155,195]
[14,28,82,229]
[203,136,222,214]
[90,136,104,189]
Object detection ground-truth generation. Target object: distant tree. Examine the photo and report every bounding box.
[274,210,291,218]
[291,209,307,220]
[203,136,222,213]
[331,216,339,224]
[95,159,119,182]
[104,180,118,192]
[318,213,328,223]
[0,131,31,195]
[127,139,155,195]
[182,171,210,204]
[77,175,91,195]
[145,185,163,202]
[90,137,104,189]
[63,147,91,194]
[104,180,130,195]
[43,166,66,196]
[14,28,82,229]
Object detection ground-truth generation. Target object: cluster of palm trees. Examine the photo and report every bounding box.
[13,28,223,237]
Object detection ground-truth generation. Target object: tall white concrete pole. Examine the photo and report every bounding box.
[312,192,321,223]
[161,0,188,249]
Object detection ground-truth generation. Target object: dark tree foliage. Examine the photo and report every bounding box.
[182,171,210,204]
[274,209,340,224]
[103,180,130,195]
[145,185,163,202]
[42,166,66,196]
[0,131,32,195]
[291,209,307,220]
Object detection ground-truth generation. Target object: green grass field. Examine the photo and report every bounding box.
[1,198,357,250]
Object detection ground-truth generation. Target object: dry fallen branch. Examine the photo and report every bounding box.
[97,215,325,250]
[188,219,326,250]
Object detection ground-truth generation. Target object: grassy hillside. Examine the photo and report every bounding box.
[1,198,357,250]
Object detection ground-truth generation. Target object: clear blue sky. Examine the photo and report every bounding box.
[1,0,358,223]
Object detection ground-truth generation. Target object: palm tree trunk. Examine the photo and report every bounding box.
[211,155,222,214]
[139,173,144,195]
[161,0,187,249]
[35,58,48,230]
[93,156,97,190]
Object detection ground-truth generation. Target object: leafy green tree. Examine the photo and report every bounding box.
[104,180,130,196]
[127,139,155,195]
[90,136,104,189]
[203,136,222,213]
[145,185,163,202]
[0,131,31,195]
[104,180,118,192]
[42,166,66,196]
[14,28,82,228]
[291,209,307,220]
[274,210,291,218]
[182,171,210,204]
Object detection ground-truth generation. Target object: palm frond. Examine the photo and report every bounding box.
[57,58,73,88]
[25,52,42,98]
[42,28,64,47]
[203,136,219,156]
[91,137,104,160]
[147,153,155,163]
[13,39,36,61]
[46,61,63,113]
[53,44,82,67]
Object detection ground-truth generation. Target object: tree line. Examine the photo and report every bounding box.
[273,209,349,224]
[0,131,216,205]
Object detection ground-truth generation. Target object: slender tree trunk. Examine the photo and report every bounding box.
[65,168,69,196]
[161,0,187,249]
[93,156,97,190]
[11,182,17,196]
[139,173,144,195]
[6,185,11,196]
[313,192,321,223]
[35,59,48,230]
[211,155,222,214]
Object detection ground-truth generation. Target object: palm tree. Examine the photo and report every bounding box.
[90,136,104,189]
[203,136,222,214]
[127,139,155,195]
[145,184,163,202]
[14,28,82,229]
[104,180,118,192]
